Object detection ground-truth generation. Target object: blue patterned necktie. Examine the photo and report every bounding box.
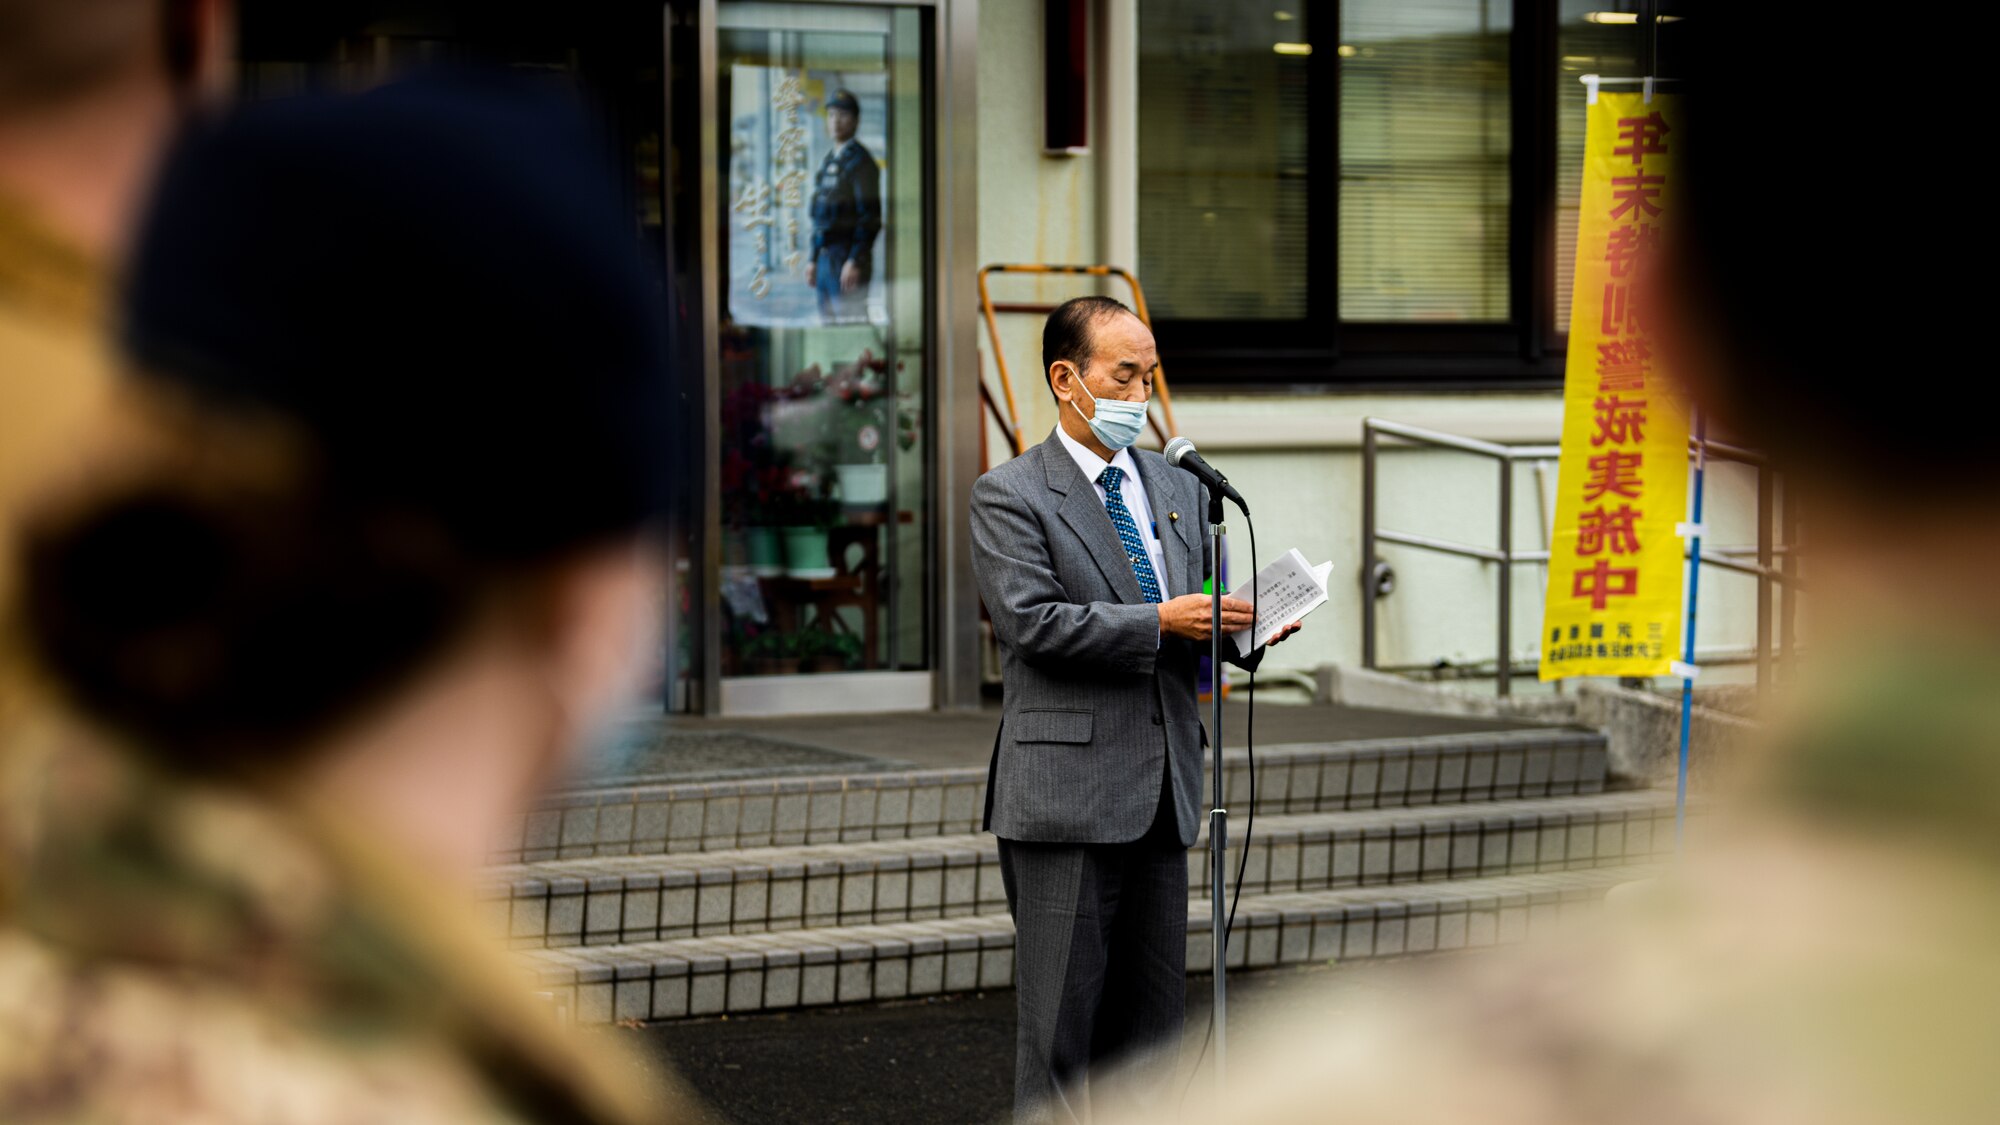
[1097,466,1163,604]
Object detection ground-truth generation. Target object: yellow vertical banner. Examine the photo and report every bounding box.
[1541,91,1689,680]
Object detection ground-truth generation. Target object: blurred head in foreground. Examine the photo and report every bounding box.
[1100,6,2000,1125]
[1656,5,2000,853]
[0,0,233,258]
[0,72,691,1123]
[41,67,670,862]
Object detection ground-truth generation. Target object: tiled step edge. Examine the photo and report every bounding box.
[500,728,1607,864]
[489,791,1675,949]
[521,864,1661,1024]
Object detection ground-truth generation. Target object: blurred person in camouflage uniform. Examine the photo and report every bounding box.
[0,0,232,911]
[1094,6,2000,1125]
[0,72,705,1124]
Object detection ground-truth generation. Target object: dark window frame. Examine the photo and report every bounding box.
[1150,0,1618,389]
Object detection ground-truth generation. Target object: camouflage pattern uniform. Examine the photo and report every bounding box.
[0,732,702,1124]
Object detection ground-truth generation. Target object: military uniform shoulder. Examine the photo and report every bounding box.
[0,928,521,1124]
[841,140,878,168]
[0,741,674,1125]
[0,189,104,326]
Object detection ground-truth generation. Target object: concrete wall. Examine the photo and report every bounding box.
[975,0,1104,457]
[968,3,1777,690]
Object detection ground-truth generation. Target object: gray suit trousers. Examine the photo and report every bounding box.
[999,780,1187,1124]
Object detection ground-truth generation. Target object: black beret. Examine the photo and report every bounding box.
[122,68,673,559]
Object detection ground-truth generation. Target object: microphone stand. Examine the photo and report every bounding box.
[1206,484,1228,1098]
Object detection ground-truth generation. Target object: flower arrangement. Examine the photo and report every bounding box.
[739,625,863,672]
[719,377,836,528]
[799,349,893,465]
[719,348,921,526]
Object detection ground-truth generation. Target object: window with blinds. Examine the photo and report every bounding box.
[1554,1,1642,334]
[1137,0,1313,321]
[1337,0,1512,322]
[1133,0,1636,381]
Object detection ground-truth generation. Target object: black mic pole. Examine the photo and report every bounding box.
[1206,480,1228,1097]
[1173,435,1236,1095]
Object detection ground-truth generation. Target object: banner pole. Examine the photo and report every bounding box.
[1676,414,1707,850]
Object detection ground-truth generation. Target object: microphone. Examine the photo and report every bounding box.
[1164,436,1247,515]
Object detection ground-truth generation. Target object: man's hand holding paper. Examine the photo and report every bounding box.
[1158,594,1303,645]
[1229,548,1333,657]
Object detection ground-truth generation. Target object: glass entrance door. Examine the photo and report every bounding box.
[698,2,932,714]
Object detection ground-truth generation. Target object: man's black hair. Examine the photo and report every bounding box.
[1042,295,1135,399]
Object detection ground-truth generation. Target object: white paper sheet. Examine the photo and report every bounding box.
[1229,548,1333,657]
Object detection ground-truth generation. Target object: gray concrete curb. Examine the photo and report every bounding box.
[1307,663,1760,787]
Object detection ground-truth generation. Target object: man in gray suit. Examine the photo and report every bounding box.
[971,296,1300,1122]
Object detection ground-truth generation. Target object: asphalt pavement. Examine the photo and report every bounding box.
[615,957,1454,1125]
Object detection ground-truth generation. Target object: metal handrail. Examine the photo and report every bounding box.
[1362,643,1796,683]
[1361,417,1802,696]
[1366,418,1561,461]
[1694,436,1765,467]
[1377,539,1803,580]
[1376,528,1507,564]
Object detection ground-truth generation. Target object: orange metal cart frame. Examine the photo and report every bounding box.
[976,263,1181,464]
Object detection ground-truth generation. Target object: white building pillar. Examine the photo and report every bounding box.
[1094,0,1138,276]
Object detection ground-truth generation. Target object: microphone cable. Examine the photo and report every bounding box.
[1182,507,1257,1104]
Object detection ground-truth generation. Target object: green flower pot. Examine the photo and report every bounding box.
[746,526,784,576]
[781,526,834,578]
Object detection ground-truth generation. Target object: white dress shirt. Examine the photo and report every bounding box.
[1055,425,1169,600]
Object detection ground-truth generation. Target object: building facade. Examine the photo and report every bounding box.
[239,0,1765,717]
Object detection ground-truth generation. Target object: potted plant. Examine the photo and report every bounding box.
[799,628,863,674]
[766,470,839,577]
[741,628,802,676]
[819,350,893,509]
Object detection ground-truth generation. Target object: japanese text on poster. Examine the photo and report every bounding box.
[727,65,888,327]
[1540,92,1690,680]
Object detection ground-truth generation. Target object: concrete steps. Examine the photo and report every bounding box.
[487,790,1673,950]
[518,864,1662,1024]
[494,725,1651,1023]
[500,728,1608,864]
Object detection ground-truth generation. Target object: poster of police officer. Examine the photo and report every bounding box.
[727,66,886,328]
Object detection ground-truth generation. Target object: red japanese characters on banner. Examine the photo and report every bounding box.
[1541,92,1689,679]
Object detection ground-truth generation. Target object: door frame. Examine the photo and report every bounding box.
[671,0,981,715]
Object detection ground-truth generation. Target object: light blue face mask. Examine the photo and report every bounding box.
[1068,369,1149,451]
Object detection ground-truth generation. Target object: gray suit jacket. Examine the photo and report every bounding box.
[970,433,1262,848]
